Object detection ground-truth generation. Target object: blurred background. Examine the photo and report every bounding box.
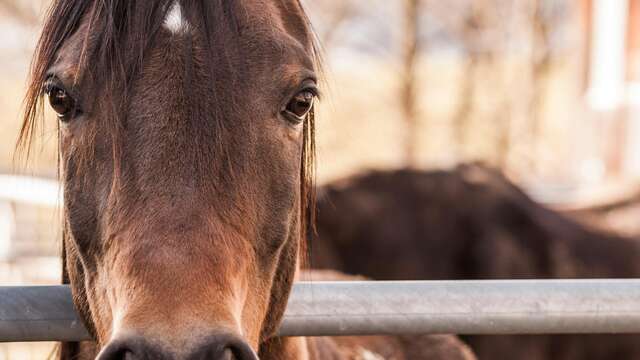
[1,0,639,358]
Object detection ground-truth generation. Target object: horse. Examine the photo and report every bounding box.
[312,163,640,360]
[18,1,476,359]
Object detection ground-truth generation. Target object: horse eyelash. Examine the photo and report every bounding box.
[42,77,56,96]
[305,85,321,100]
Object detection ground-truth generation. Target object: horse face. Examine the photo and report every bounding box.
[27,0,317,358]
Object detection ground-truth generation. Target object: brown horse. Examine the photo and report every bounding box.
[312,164,640,360]
[19,1,475,359]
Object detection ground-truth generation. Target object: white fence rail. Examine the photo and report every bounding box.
[0,175,61,260]
[0,175,61,207]
[2,279,640,342]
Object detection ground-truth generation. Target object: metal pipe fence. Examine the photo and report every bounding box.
[2,279,640,342]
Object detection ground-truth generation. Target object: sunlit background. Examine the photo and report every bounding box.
[1,0,639,358]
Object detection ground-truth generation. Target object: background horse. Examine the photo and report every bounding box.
[312,163,640,360]
[19,0,475,359]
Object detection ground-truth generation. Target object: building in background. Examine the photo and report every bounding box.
[580,0,640,178]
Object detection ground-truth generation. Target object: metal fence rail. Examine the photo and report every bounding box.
[2,279,640,342]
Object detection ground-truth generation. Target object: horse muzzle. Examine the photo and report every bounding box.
[96,332,259,360]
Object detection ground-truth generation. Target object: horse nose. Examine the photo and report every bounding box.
[96,333,257,360]
[96,336,169,360]
[188,333,258,360]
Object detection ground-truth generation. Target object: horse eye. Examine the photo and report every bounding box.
[284,90,315,122]
[47,86,76,120]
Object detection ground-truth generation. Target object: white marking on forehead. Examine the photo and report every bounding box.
[163,1,190,34]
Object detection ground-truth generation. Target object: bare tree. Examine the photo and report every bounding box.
[527,0,554,171]
[451,1,493,159]
[401,0,421,167]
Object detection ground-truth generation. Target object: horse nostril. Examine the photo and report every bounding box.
[189,333,258,360]
[96,343,135,360]
[221,349,234,360]
[226,343,259,360]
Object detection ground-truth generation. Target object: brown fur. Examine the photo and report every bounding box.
[20,0,475,358]
[312,163,640,360]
